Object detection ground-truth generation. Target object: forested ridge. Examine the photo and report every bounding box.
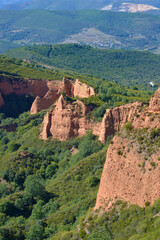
[6,44,160,90]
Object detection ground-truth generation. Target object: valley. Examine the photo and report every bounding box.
[0,10,160,53]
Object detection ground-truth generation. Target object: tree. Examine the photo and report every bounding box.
[24,175,46,199]
[26,224,44,240]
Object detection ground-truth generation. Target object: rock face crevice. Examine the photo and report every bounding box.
[0,92,4,108]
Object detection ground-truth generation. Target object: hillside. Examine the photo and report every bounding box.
[1,10,160,53]
[0,55,160,239]
[5,44,160,90]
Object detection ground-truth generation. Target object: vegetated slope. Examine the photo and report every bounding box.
[0,71,160,239]
[1,10,160,52]
[6,44,160,90]
[2,110,160,240]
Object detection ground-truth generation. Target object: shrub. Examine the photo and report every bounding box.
[7,142,21,152]
[150,128,160,139]
[117,149,123,155]
[124,122,133,131]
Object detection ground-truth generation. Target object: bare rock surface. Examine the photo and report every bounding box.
[99,101,142,143]
[95,87,160,210]
[41,95,100,140]
[95,135,160,210]
[0,75,95,113]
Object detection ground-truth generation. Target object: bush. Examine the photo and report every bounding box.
[88,176,100,187]
[7,142,21,152]
[124,122,133,131]
[150,128,160,139]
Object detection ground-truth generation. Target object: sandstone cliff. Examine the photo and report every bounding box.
[99,101,142,143]
[0,75,95,114]
[95,135,160,210]
[41,99,145,142]
[31,78,95,114]
[0,75,49,97]
[95,88,160,210]
[41,95,100,140]
[148,87,160,112]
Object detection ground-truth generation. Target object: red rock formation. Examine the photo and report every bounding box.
[99,102,142,143]
[73,79,95,98]
[30,77,95,114]
[0,75,95,114]
[30,80,64,114]
[95,135,160,210]
[41,95,101,140]
[148,88,160,112]
[0,75,49,97]
[95,87,160,210]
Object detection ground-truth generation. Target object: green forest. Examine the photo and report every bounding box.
[5,44,160,90]
[1,9,160,52]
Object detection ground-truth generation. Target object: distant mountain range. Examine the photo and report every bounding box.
[1,0,160,11]
[0,9,160,53]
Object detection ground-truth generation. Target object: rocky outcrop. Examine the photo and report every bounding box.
[95,87,160,210]
[31,78,95,114]
[148,88,160,112]
[73,79,95,98]
[99,101,142,143]
[41,100,143,142]
[95,136,160,210]
[41,95,100,140]
[30,80,64,114]
[0,75,95,114]
[0,75,49,97]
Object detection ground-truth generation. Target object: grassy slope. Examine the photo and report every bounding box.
[5,44,160,89]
